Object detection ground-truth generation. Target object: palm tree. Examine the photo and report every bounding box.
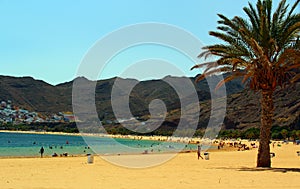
[192,0,300,167]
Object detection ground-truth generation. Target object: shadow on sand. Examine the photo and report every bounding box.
[238,167,300,173]
[214,167,300,173]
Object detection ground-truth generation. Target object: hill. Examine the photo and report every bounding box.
[0,75,299,131]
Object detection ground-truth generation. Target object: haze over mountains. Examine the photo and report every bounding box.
[0,75,299,130]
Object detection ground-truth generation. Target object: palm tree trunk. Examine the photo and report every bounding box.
[257,90,274,167]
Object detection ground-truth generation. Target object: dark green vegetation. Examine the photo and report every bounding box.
[192,0,300,167]
[0,122,79,133]
[1,122,299,141]
[219,127,300,140]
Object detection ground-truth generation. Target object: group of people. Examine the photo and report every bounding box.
[40,145,206,160]
[39,146,69,158]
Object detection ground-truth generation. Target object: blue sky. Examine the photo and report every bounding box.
[0,0,298,85]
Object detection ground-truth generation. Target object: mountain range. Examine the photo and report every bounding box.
[0,75,299,131]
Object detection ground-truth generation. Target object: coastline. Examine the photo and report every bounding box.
[0,129,239,159]
[1,130,299,188]
[0,129,212,144]
[1,143,299,189]
[0,129,82,136]
[0,129,257,160]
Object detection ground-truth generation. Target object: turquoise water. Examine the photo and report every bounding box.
[0,132,198,157]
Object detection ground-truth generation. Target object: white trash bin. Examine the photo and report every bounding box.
[87,154,94,164]
[204,152,209,160]
[270,152,275,158]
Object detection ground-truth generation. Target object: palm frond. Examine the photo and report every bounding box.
[194,0,300,91]
[215,71,246,90]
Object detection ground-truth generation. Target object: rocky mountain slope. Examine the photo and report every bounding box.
[0,75,299,130]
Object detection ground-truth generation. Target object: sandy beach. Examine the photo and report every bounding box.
[0,142,299,189]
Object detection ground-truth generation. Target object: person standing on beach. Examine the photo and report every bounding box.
[197,144,203,160]
[39,147,44,158]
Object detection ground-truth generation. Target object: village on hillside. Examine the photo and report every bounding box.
[0,100,77,125]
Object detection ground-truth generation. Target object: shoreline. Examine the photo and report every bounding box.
[1,144,300,189]
[0,129,82,136]
[0,146,244,160]
[0,129,266,159]
[0,129,215,144]
[0,150,190,159]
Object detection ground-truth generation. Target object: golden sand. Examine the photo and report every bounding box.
[0,142,299,189]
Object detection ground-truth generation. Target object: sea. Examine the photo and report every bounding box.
[0,132,200,157]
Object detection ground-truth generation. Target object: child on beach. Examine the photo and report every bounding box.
[197,144,203,160]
